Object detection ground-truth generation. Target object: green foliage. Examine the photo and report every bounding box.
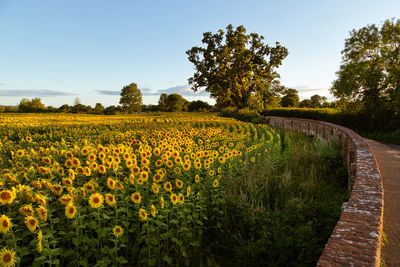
[331,18,400,116]
[214,131,348,266]
[119,83,143,113]
[18,98,47,112]
[157,93,189,112]
[187,24,288,109]
[280,88,299,107]
[188,100,211,112]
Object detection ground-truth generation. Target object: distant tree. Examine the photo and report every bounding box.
[120,83,143,113]
[310,94,324,108]
[71,104,88,113]
[104,105,122,115]
[166,94,189,112]
[187,24,288,109]
[18,98,46,112]
[94,103,105,114]
[299,99,312,108]
[331,18,400,114]
[59,104,72,113]
[188,100,211,111]
[158,93,169,111]
[280,88,299,107]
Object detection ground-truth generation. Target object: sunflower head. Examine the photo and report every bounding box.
[113,225,124,238]
[25,216,39,232]
[65,203,77,219]
[131,193,141,204]
[88,193,104,209]
[105,193,116,206]
[0,248,16,267]
[139,208,147,221]
[0,214,13,234]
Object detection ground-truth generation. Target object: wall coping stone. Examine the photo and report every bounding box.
[265,116,383,267]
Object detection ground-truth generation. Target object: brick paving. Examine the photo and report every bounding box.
[364,139,400,267]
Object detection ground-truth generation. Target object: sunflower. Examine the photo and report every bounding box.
[175,179,183,189]
[163,182,172,192]
[98,165,106,174]
[178,193,184,204]
[25,216,39,232]
[113,225,123,238]
[139,208,147,221]
[152,183,159,194]
[62,178,73,187]
[131,192,141,204]
[0,214,12,234]
[59,195,73,205]
[36,205,47,222]
[155,159,163,167]
[105,193,116,206]
[0,248,16,267]
[209,170,215,176]
[51,184,63,195]
[170,193,178,205]
[37,230,43,252]
[160,197,165,209]
[18,204,34,217]
[0,190,16,205]
[213,179,219,188]
[88,193,104,209]
[140,171,148,182]
[65,203,77,219]
[151,204,156,217]
[195,175,200,184]
[107,178,115,190]
[186,186,191,197]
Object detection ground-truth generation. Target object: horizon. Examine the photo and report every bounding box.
[1,0,400,107]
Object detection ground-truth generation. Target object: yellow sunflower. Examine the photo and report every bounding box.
[195,175,200,184]
[88,193,104,209]
[160,197,165,209]
[37,230,43,252]
[186,186,191,197]
[36,205,47,221]
[163,182,172,192]
[105,193,116,206]
[213,179,219,188]
[0,190,16,205]
[151,183,159,194]
[170,193,178,205]
[0,248,16,267]
[18,204,34,216]
[25,216,39,232]
[0,214,12,234]
[131,192,141,204]
[113,225,123,238]
[175,179,183,189]
[151,204,156,217]
[65,203,77,219]
[139,208,147,221]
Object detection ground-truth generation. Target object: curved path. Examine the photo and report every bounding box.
[364,139,400,266]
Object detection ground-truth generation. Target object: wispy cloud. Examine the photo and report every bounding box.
[292,85,330,93]
[156,85,209,96]
[0,89,75,97]
[95,90,120,95]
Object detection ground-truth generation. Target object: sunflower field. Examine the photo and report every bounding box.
[0,113,282,266]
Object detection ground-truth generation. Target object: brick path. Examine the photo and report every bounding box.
[364,139,400,266]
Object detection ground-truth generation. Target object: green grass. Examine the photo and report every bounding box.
[209,130,349,266]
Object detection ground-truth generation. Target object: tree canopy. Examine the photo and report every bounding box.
[157,93,189,112]
[331,18,400,113]
[119,83,143,113]
[186,24,288,109]
[280,88,299,107]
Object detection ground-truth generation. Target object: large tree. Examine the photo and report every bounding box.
[120,83,143,113]
[331,18,400,113]
[186,24,288,109]
[280,88,299,107]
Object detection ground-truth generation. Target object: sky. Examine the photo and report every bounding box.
[1,0,399,107]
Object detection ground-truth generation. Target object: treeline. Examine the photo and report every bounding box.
[0,95,213,115]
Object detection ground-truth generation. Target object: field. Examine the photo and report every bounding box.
[0,113,348,266]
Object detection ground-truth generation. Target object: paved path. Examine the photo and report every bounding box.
[364,139,400,267]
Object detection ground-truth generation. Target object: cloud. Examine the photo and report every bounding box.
[0,89,75,97]
[156,85,209,96]
[95,90,120,95]
[292,85,330,93]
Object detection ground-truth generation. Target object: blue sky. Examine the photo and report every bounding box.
[1,0,399,107]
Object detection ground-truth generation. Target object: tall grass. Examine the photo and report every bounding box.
[210,130,349,266]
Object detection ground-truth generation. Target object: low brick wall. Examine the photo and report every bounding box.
[265,116,383,266]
